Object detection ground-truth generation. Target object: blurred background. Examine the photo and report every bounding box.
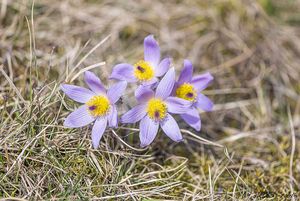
[0,0,299,200]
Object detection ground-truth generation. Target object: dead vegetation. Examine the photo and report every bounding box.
[0,0,300,200]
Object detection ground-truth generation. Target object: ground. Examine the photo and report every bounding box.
[0,0,300,200]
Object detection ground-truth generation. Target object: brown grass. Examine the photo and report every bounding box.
[0,0,300,200]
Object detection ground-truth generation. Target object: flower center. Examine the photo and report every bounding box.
[147,98,167,121]
[176,83,197,102]
[134,60,154,81]
[86,95,110,117]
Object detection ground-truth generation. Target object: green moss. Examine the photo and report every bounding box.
[259,0,277,16]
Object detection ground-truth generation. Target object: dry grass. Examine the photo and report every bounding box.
[0,0,300,200]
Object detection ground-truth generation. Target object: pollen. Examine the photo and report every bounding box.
[147,98,167,121]
[134,60,154,81]
[86,95,110,117]
[176,83,197,102]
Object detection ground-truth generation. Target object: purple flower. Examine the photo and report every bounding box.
[61,71,127,148]
[173,60,214,131]
[121,68,191,147]
[110,35,170,86]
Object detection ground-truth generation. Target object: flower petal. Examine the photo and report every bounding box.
[195,93,213,111]
[121,104,147,123]
[61,84,95,103]
[107,81,127,104]
[165,97,192,114]
[84,71,106,94]
[142,77,158,87]
[108,105,118,128]
[91,117,107,148]
[160,114,183,142]
[155,67,175,99]
[155,57,171,77]
[135,85,154,103]
[180,108,201,131]
[190,72,214,91]
[109,63,136,82]
[171,82,179,96]
[144,35,160,67]
[64,105,95,128]
[139,115,159,147]
[178,59,193,84]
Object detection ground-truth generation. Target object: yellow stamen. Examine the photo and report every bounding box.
[176,83,197,102]
[86,95,110,117]
[147,98,167,121]
[134,60,154,81]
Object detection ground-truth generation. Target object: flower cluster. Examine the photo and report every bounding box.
[61,35,213,148]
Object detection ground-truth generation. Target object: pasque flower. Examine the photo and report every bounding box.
[121,68,191,147]
[173,59,214,131]
[61,71,127,148]
[110,35,170,86]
